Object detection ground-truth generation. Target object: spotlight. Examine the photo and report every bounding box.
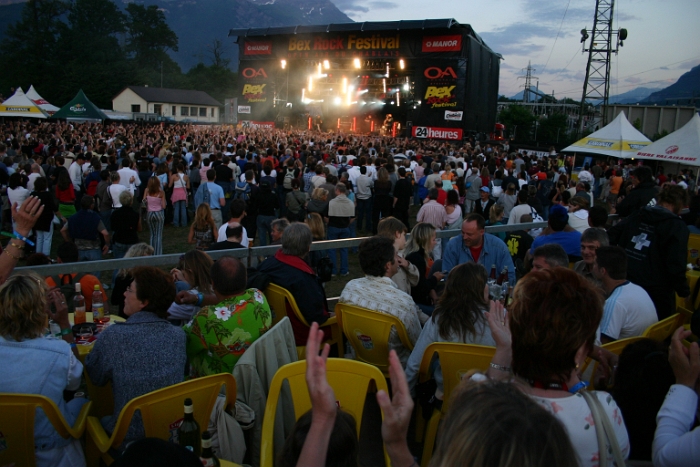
[353,58,361,69]
[308,76,313,92]
[580,28,589,43]
[280,59,287,69]
[323,60,330,69]
[334,97,342,105]
[342,77,347,93]
[399,59,405,70]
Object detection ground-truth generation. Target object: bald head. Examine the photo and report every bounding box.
[211,256,247,297]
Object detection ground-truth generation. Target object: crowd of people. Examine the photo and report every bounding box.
[0,118,699,466]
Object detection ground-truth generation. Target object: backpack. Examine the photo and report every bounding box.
[234,181,251,201]
[283,167,295,190]
[51,273,86,312]
[529,206,544,237]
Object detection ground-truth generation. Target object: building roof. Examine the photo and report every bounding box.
[228,18,498,55]
[120,86,223,107]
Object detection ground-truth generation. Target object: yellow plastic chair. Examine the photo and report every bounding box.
[0,394,92,467]
[335,302,414,377]
[677,306,694,325]
[259,358,391,467]
[415,343,496,467]
[85,373,236,467]
[580,336,647,388]
[642,313,684,342]
[687,233,700,265]
[264,283,342,359]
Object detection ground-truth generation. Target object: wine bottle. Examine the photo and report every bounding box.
[177,398,201,456]
[199,431,220,467]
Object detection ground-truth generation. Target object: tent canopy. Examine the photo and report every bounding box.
[634,113,700,166]
[51,89,108,120]
[26,85,59,115]
[562,111,651,158]
[0,87,48,119]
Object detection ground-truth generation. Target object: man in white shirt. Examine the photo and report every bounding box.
[216,198,250,247]
[577,163,594,185]
[68,153,86,193]
[117,158,140,192]
[594,246,658,343]
[339,236,421,366]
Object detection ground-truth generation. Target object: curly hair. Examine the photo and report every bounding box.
[131,267,176,319]
[509,267,603,386]
[358,236,395,277]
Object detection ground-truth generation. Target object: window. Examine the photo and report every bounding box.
[199,107,207,117]
[131,104,141,112]
[181,107,189,116]
[171,106,176,116]
[154,104,162,115]
[211,108,216,118]
[190,107,197,116]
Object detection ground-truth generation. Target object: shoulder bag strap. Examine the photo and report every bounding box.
[581,391,626,467]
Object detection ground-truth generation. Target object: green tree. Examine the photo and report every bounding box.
[0,0,70,101]
[537,113,569,144]
[498,105,536,142]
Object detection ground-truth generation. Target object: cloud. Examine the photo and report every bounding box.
[370,1,398,9]
[677,59,700,70]
[330,0,369,13]
[625,76,643,84]
[659,66,669,70]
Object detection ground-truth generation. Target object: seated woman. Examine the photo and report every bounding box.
[111,243,154,319]
[168,250,214,324]
[0,273,88,467]
[405,262,495,398]
[487,267,630,467]
[404,223,445,315]
[86,267,186,444]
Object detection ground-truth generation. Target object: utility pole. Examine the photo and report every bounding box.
[160,61,163,88]
[578,0,627,135]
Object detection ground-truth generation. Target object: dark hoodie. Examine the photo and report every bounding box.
[615,180,658,217]
[608,205,689,317]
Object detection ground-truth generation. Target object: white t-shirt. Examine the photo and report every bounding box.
[599,281,658,341]
[217,223,250,247]
[532,391,630,467]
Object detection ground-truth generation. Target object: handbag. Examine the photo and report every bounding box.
[580,391,627,467]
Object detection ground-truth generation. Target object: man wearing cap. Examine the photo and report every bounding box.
[474,186,495,218]
[529,205,582,258]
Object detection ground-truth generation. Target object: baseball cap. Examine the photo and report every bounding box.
[480,186,491,193]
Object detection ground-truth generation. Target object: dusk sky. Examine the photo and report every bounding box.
[330,0,700,99]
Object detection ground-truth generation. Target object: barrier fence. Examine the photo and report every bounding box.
[15,219,570,277]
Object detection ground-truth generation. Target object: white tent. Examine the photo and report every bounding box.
[634,113,700,166]
[26,85,59,115]
[0,87,48,118]
[561,111,651,158]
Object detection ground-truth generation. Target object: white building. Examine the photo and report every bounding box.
[112,86,222,123]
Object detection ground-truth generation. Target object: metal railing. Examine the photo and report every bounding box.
[15,220,559,277]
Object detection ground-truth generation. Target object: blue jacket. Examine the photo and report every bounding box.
[442,233,516,284]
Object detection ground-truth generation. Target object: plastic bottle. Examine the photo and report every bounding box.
[74,283,86,324]
[178,398,201,456]
[92,285,107,323]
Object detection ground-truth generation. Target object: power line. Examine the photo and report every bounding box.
[540,0,572,76]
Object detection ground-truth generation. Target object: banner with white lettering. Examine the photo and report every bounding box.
[238,60,275,122]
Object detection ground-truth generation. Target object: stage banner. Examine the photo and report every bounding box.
[410,58,467,135]
[238,60,275,121]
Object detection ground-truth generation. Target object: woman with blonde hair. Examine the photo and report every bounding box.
[0,272,88,467]
[404,222,445,314]
[307,187,329,218]
[168,250,214,324]
[486,204,506,241]
[567,195,590,233]
[144,176,166,255]
[188,203,218,250]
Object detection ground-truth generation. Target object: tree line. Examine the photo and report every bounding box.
[0,0,237,109]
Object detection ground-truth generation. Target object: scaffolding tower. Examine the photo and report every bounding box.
[578,0,627,133]
[519,62,538,104]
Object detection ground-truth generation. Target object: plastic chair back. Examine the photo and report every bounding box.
[259,359,390,467]
[0,394,92,467]
[264,283,342,359]
[86,373,236,465]
[687,233,700,265]
[642,313,683,342]
[336,303,414,376]
[416,343,495,467]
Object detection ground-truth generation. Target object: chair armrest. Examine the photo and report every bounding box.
[68,401,93,438]
[86,415,114,453]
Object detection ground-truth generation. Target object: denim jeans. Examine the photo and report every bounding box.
[257,215,276,247]
[356,198,373,232]
[35,224,53,256]
[173,200,187,227]
[99,209,112,233]
[79,248,102,280]
[327,226,350,275]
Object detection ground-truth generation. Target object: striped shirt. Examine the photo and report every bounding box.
[417,200,447,229]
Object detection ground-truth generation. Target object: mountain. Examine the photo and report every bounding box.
[0,0,352,72]
[508,86,663,105]
[644,64,700,105]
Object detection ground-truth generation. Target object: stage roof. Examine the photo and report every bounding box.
[228,19,500,56]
